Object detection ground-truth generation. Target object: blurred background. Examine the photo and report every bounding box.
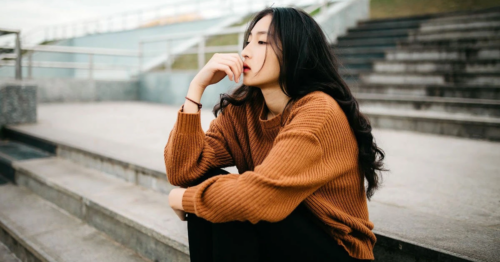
[0,0,499,261]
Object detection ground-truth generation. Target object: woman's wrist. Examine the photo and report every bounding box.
[169,188,187,210]
[183,84,205,113]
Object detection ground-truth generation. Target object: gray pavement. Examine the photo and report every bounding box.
[7,101,500,261]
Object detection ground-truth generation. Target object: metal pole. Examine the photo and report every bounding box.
[89,54,94,79]
[138,42,143,74]
[321,0,327,15]
[15,32,22,80]
[198,36,205,70]
[238,32,244,54]
[28,53,32,79]
[165,40,171,71]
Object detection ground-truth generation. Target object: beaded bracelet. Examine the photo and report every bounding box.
[181,96,203,112]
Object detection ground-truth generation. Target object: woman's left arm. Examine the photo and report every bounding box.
[176,95,354,224]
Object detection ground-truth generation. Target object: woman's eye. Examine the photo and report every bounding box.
[245,41,267,44]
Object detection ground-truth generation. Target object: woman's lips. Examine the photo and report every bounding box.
[243,67,250,72]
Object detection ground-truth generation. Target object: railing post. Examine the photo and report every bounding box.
[123,15,127,30]
[321,0,328,15]
[14,32,22,80]
[238,32,244,55]
[89,54,94,80]
[28,53,33,79]
[198,36,205,70]
[165,40,172,71]
[138,42,143,74]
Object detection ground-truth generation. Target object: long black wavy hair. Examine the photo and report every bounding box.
[212,7,386,200]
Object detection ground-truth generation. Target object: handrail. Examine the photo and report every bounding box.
[13,0,317,46]
[0,0,361,80]
[0,45,140,79]
[138,0,339,71]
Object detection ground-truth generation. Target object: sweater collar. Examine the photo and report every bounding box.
[258,95,287,129]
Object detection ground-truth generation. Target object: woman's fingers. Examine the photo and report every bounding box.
[219,57,241,82]
[213,63,234,81]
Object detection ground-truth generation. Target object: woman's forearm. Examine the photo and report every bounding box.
[183,83,205,113]
[169,188,187,211]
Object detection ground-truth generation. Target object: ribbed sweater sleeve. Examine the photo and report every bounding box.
[182,99,345,224]
[164,105,235,188]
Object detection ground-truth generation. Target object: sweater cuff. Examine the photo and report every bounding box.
[177,105,203,134]
[182,185,200,214]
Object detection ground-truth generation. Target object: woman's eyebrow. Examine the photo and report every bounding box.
[249,31,268,36]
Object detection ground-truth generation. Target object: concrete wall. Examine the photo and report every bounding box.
[0,79,139,103]
[0,16,231,80]
[0,83,37,129]
[139,70,238,108]
[315,0,370,44]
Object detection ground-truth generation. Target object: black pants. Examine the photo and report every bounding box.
[186,168,371,262]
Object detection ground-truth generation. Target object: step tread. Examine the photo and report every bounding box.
[355,83,500,89]
[0,183,150,262]
[374,58,500,64]
[339,29,410,39]
[361,106,500,124]
[389,43,500,51]
[356,93,500,105]
[11,157,190,255]
[333,46,393,54]
[0,242,21,262]
[363,72,500,76]
[369,201,500,262]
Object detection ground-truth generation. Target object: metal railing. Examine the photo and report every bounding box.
[11,0,323,47]
[0,28,22,79]
[0,45,140,79]
[138,0,334,71]
[0,0,363,80]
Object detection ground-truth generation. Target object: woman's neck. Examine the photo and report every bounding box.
[261,87,290,117]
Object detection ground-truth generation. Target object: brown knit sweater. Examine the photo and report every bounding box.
[164,90,376,260]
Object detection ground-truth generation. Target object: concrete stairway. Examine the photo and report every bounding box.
[333,7,500,141]
[0,136,188,261]
[2,114,499,261]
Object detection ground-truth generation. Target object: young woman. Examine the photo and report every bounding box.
[165,6,386,262]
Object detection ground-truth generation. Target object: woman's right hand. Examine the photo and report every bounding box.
[190,53,244,88]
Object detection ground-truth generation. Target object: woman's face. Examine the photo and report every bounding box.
[241,14,280,89]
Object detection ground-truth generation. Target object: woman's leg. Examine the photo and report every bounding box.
[254,202,367,262]
[186,168,259,262]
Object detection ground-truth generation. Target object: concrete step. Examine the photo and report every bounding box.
[339,68,372,75]
[360,106,500,141]
[350,83,500,100]
[358,6,500,27]
[419,20,500,33]
[409,28,500,42]
[361,72,500,85]
[0,182,150,262]
[337,58,382,70]
[338,28,410,39]
[2,127,177,196]
[422,11,500,26]
[348,21,421,33]
[0,242,20,262]
[385,46,500,61]
[333,46,391,59]
[3,102,499,261]
[9,156,190,262]
[397,36,500,49]
[355,14,431,31]
[336,37,402,48]
[356,94,500,117]
[373,60,500,73]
